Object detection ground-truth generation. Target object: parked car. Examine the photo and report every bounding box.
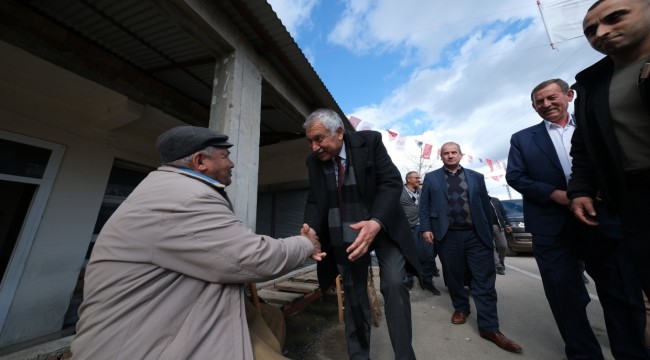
[501,199,533,255]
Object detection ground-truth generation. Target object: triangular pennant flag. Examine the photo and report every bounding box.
[359,122,375,131]
[348,116,362,129]
[387,130,399,141]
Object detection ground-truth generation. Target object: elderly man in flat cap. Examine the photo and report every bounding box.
[71,126,325,360]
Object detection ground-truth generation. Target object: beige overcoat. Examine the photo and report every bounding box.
[71,166,313,359]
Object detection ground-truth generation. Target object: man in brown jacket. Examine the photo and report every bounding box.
[71,126,324,359]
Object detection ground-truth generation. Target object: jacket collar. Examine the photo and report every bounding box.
[158,166,227,190]
[530,122,563,172]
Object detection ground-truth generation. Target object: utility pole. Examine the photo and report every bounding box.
[503,184,512,199]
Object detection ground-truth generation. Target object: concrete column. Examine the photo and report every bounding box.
[209,51,261,229]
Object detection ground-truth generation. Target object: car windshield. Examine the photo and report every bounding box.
[501,199,523,218]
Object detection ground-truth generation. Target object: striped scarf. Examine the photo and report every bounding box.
[325,151,371,348]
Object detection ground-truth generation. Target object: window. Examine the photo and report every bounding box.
[0,131,65,330]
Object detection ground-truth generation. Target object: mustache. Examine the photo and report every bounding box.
[598,34,618,46]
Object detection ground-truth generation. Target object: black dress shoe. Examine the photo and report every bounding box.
[422,282,441,296]
[496,266,505,275]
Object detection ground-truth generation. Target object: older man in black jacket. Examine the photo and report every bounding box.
[303,108,420,360]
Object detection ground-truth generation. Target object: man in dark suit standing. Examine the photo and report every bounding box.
[489,196,511,275]
[570,0,650,309]
[506,79,647,359]
[401,171,441,294]
[302,108,420,360]
[420,142,522,353]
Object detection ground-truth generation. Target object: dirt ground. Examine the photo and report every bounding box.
[283,290,349,359]
[282,268,435,360]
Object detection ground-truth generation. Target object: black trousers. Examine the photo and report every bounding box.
[533,216,647,359]
[622,171,650,300]
[337,236,415,360]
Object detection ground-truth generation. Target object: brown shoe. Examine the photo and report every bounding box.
[451,311,469,324]
[479,331,523,353]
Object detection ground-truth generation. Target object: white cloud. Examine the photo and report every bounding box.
[270,0,604,199]
[328,1,538,64]
[334,1,601,199]
[267,0,319,39]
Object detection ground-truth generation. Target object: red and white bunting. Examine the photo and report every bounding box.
[387,130,399,141]
[348,116,362,129]
[422,144,433,159]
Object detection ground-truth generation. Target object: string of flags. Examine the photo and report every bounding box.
[348,115,507,181]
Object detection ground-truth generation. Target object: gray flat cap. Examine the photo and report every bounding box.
[156,126,233,163]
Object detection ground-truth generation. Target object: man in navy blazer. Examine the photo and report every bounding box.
[420,142,521,353]
[506,79,647,359]
[303,108,421,360]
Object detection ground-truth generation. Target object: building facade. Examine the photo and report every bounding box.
[0,0,349,351]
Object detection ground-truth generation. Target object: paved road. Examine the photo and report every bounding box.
[366,254,613,360]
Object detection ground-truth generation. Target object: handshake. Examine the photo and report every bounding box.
[300,224,326,261]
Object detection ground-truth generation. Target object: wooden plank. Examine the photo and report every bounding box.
[290,269,319,282]
[367,266,383,327]
[255,264,316,289]
[254,266,326,319]
[257,289,303,305]
[282,289,323,318]
[274,281,319,294]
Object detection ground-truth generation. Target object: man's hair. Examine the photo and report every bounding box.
[405,171,418,182]
[441,141,462,154]
[530,78,570,101]
[304,108,344,135]
[587,0,649,13]
[164,146,218,167]
[587,0,605,12]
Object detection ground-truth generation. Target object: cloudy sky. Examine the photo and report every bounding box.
[268,0,601,199]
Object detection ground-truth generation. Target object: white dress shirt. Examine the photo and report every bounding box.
[544,115,576,183]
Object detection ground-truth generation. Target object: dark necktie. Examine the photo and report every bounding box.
[336,156,345,189]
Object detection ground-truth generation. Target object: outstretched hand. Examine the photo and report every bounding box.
[346,220,381,261]
[301,224,326,261]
